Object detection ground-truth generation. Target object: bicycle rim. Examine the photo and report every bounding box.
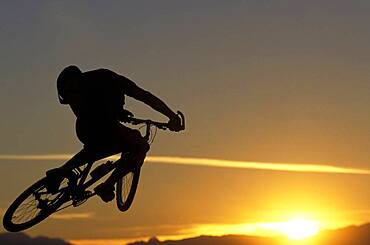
[116,168,140,212]
[3,177,70,232]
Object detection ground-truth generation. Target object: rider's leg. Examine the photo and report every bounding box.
[46,121,124,194]
[45,122,119,193]
[51,119,122,174]
[104,135,149,187]
[94,128,149,202]
[59,150,90,170]
[45,150,88,193]
[46,119,95,181]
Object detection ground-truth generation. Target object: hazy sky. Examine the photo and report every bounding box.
[1,1,369,243]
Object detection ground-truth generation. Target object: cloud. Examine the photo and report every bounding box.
[69,238,142,245]
[50,212,93,220]
[0,154,72,161]
[146,156,370,175]
[0,154,369,175]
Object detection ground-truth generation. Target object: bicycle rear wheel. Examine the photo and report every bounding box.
[116,167,141,212]
[3,177,70,232]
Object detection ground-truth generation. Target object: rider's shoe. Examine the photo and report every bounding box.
[45,168,75,193]
[94,183,115,203]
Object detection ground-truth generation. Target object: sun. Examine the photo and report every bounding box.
[273,218,319,240]
[187,217,321,241]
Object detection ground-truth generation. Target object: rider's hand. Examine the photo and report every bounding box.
[168,114,182,132]
[118,109,134,122]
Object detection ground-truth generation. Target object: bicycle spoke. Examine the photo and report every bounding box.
[13,199,39,224]
[9,180,70,225]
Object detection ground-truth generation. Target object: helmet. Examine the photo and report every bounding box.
[57,65,82,104]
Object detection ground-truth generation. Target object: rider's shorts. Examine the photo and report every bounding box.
[75,119,143,154]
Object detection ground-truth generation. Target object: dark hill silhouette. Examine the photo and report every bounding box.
[128,223,370,245]
[317,223,370,245]
[128,235,280,245]
[1,223,369,245]
[0,232,72,245]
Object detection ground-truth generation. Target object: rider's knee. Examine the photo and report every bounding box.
[130,130,150,154]
[131,130,142,140]
[137,138,150,154]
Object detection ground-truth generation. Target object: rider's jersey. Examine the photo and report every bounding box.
[69,68,137,123]
[66,69,141,144]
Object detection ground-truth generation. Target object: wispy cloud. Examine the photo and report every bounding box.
[147,156,370,175]
[0,154,72,161]
[0,154,369,175]
[50,212,93,220]
[1,206,93,223]
[70,224,195,245]
[69,238,142,245]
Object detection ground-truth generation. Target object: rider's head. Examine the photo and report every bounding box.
[57,65,82,104]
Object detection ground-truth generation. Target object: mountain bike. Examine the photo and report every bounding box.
[3,112,185,232]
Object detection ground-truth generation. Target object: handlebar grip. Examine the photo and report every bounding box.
[177,111,185,130]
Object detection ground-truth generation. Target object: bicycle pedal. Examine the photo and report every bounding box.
[72,191,92,207]
[37,199,49,210]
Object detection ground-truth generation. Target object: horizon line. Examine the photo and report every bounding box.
[0,154,369,175]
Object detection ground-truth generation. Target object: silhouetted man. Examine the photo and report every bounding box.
[49,65,182,202]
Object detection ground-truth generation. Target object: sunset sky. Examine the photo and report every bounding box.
[1,1,369,244]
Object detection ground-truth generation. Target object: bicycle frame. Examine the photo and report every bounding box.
[58,112,185,206]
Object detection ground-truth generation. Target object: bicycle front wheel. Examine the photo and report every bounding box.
[3,177,70,232]
[116,167,141,212]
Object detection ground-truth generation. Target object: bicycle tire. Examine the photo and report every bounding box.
[116,167,141,212]
[3,177,69,232]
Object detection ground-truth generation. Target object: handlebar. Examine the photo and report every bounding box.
[124,110,186,131]
[176,111,186,130]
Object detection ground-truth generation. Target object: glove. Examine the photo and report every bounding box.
[168,114,183,132]
[118,109,134,122]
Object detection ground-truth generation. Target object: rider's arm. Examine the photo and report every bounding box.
[119,76,177,120]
